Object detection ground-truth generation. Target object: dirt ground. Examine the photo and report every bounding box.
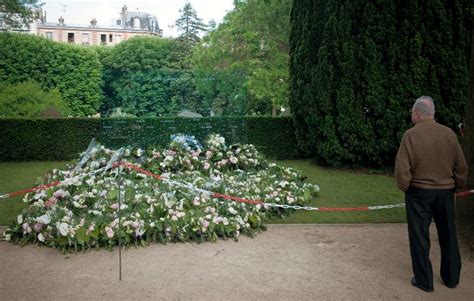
[1,224,473,300]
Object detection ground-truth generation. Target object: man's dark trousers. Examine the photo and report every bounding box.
[405,187,461,289]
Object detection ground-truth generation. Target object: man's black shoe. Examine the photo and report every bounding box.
[411,277,434,293]
[442,280,457,289]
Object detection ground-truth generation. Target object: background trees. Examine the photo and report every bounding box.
[192,0,292,115]
[0,0,43,30]
[99,36,185,117]
[290,0,472,167]
[0,33,103,116]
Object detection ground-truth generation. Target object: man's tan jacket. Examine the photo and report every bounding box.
[395,119,467,192]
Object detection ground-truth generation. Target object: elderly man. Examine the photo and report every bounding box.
[395,96,467,293]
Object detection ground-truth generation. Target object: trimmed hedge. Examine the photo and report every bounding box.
[0,117,297,161]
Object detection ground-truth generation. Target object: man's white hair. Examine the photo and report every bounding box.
[413,96,435,117]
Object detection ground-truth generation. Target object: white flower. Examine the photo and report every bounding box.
[223,217,229,225]
[17,215,23,224]
[58,223,69,236]
[203,162,210,170]
[38,233,45,242]
[229,156,238,164]
[228,207,237,215]
[5,233,11,241]
[90,161,100,170]
[171,215,178,221]
[136,148,143,157]
[34,190,46,200]
[279,181,289,188]
[36,214,51,225]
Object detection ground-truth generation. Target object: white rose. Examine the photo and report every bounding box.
[17,215,23,224]
[36,214,51,225]
[38,233,45,242]
[58,223,69,236]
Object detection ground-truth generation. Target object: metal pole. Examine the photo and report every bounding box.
[117,160,123,281]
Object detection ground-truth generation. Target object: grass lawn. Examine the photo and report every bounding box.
[0,160,406,226]
[0,161,70,225]
[271,160,406,224]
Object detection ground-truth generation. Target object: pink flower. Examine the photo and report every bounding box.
[45,197,58,209]
[131,221,140,229]
[53,189,67,199]
[34,223,43,232]
[201,220,210,228]
[105,227,114,238]
[86,224,95,235]
[205,151,213,159]
[203,162,210,170]
[110,203,118,210]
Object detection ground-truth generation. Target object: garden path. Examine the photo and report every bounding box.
[1,224,473,300]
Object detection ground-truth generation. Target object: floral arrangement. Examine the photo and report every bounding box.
[5,134,319,253]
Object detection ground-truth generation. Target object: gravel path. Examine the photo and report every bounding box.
[1,224,473,300]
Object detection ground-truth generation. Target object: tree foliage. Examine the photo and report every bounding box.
[0,80,70,117]
[100,36,203,116]
[192,0,291,115]
[174,2,207,48]
[0,0,43,30]
[0,33,103,116]
[290,0,471,167]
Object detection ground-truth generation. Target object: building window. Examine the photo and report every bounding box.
[109,34,113,43]
[100,34,106,45]
[114,34,122,43]
[45,32,53,39]
[116,20,121,25]
[67,33,75,43]
[82,33,90,45]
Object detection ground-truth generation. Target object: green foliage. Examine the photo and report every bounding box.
[192,0,291,115]
[0,117,297,161]
[289,0,471,167]
[0,0,43,31]
[0,80,70,117]
[0,33,103,116]
[100,36,202,117]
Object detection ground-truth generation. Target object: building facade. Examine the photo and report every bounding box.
[36,5,162,46]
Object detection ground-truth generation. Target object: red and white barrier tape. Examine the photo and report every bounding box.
[1,161,473,212]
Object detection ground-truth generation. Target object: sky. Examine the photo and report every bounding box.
[42,0,235,37]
